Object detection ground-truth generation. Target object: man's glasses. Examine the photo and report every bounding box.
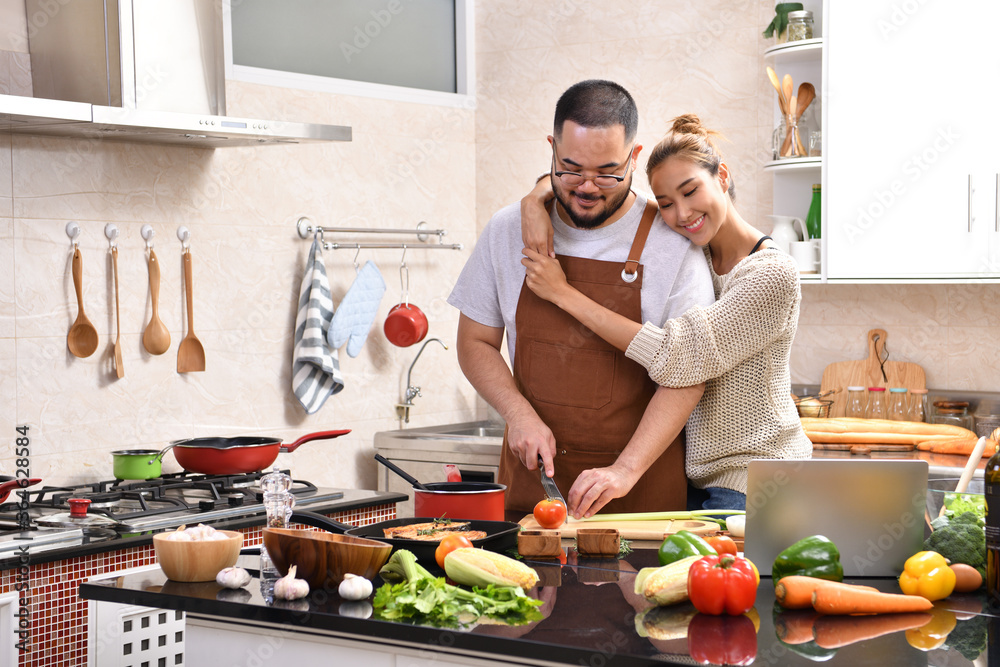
[551,142,634,189]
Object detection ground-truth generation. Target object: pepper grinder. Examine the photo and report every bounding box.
[259,466,294,583]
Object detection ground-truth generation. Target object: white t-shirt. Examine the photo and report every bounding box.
[448,193,715,361]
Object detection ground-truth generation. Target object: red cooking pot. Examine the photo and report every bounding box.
[384,302,428,347]
[158,430,350,475]
[413,482,506,522]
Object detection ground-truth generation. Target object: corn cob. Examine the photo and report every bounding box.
[444,547,539,589]
[634,555,702,606]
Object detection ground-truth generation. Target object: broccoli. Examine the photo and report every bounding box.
[946,614,988,661]
[923,511,986,577]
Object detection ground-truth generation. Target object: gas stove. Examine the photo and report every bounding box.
[0,469,344,558]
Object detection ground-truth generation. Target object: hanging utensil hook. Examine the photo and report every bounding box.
[399,246,409,305]
[353,244,362,272]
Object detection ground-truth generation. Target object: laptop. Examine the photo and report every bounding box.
[744,459,928,578]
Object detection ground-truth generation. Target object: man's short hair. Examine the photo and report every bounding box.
[553,80,638,144]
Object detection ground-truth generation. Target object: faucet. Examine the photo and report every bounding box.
[396,338,448,423]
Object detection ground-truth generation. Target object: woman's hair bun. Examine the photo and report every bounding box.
[670,113,708,138]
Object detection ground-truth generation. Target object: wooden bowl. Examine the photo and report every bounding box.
[153,530,243,582]
[262,527,392,591]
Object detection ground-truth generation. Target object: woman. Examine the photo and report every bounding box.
[520,114,811,510]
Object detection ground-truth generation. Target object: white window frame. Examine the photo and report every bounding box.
[221,0,475,109]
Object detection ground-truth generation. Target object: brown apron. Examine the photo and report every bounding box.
[501,202,686,514]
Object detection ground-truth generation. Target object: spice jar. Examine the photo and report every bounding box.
[845,386,866,419]
[908,389,928,423]
[260,466,294,580]
[887,388,909,421]
[866,387,886,419]
[786,10,814,41]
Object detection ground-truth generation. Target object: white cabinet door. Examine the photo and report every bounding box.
[825,1,1000,279]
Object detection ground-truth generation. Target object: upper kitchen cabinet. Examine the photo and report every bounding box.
[824,1,1000,280]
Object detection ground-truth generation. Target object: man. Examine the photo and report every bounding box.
[448,80,713,518]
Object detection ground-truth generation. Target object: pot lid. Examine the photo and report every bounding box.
[35,497,118,528]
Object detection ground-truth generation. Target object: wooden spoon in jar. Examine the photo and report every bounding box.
[142,249,171,355]
[766,66,787,114]
[67,248,99,358]
[794,82,816,155]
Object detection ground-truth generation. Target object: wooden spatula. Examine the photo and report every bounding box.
[177,249,205,373]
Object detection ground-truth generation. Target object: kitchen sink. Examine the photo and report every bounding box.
[423,423,506,439]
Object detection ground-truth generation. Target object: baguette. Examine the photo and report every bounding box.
[800,418,976,438]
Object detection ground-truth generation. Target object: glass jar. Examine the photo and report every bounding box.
[931,401,974,431]
[888,388,909,421]
[845,386,866,419]
[866,387,886,419]
[786,10,814,41]
[908,389,928,423]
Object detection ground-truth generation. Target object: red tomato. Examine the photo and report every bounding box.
[687,554,758,616]
[705,535,738,557]
[435,534,473,569]
[533,498,567,529]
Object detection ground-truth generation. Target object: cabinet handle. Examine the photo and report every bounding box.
[969,175,974,232]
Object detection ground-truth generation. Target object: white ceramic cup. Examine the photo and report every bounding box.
[789,240,819,273]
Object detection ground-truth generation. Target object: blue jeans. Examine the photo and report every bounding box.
[687,484,746,511]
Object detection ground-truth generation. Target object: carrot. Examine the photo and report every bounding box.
[811,584,933,615]
[775,576,880,610]
[773,609,821,644]
[812,612,932,648]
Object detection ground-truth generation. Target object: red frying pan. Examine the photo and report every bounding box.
[158,430,351,475]
[0,476,42,503]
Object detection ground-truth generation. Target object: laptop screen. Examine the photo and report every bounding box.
[744,459,928,577]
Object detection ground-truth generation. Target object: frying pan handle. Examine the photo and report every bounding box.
[280,429,352,453]
[289,510,353,534]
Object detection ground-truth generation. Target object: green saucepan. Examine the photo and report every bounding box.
[111,449,167,480]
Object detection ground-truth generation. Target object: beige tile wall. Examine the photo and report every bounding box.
[1,1,997,490]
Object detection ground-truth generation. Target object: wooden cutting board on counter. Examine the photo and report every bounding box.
[820,328,926,418]
[517,516,719,540]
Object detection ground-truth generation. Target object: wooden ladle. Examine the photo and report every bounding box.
[67,248,99,358]
[176,249,205,373]
[142,249,170,355]
[111,246,124,378]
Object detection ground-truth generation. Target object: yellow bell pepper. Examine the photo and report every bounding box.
[898,551,956,601]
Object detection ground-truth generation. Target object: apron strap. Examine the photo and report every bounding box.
[621,200,658,283]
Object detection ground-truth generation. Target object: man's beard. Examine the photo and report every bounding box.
[552,176,632,229]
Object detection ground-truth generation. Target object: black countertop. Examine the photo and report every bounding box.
[79,547,994,666]
[1,489,407,570]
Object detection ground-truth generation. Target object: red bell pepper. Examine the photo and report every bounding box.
[687,554,757,616]
[687,613,757,665]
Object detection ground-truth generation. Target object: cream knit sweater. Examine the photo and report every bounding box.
[625,247,812,494]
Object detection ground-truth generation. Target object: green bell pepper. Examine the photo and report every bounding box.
[772,534,844,586]
[657,530,716,566]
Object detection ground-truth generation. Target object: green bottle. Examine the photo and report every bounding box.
[805,184,821,240]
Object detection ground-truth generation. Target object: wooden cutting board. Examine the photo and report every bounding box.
[819,328,926,418]
[517,516,719,541]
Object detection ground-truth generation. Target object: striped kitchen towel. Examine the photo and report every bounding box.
[292,239,344,414]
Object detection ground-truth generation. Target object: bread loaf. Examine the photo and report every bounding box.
[801,417,977,445]
[915,437,993,456]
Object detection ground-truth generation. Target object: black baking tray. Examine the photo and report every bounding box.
[288,511,520,562]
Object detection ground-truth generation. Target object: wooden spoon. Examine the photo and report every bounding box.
[142,249,170,355]
[782,74,794,116]
[67,247,99,358]
[794,82,816,155]
[766,66,787,114]
[111,246,124,378]
[177,249,205,373]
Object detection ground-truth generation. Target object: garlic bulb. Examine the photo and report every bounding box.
[216,567,252,589]
[273,565,310,600]
[338,573,373,601]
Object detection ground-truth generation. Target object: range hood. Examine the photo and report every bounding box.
[4,0,351,148]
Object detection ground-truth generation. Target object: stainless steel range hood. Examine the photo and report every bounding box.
[5,0,351,148]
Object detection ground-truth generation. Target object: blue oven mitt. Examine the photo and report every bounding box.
[328,260,387,357]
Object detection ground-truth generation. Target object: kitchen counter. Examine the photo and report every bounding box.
[80,548,993,666]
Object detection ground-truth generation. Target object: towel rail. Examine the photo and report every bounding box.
[296,216,463,251]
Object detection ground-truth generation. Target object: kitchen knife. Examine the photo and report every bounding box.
[538,456,566,505]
